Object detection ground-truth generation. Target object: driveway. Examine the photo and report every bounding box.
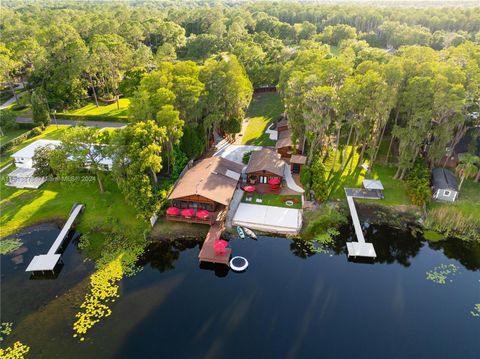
[16,117,126,128]
[213,144,262,164]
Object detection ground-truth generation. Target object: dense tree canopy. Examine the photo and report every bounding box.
[1,0,479,217]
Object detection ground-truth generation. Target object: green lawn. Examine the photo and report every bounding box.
[0,125,70,168]
[325,145,411,206]
[241,192,303,209]
[429,179,480,220]
[0,128,32,146]
[242,92,283,146]
[59,98,130,118]
[0,175,147,238]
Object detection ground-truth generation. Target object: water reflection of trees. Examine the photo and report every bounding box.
[291,224,480,270]
[427,239,480,271]
[292,225,424,267]
[136,239,199,273]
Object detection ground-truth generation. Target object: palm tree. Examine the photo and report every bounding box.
[457,153,479,190]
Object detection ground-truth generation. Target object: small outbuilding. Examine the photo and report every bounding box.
[290,154,307,174]
[431,168,458,202]
[363,179,384,191]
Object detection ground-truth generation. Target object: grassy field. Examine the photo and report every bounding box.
[241,192,303,209]
[0,125,70,168]
[0,175,147,238]
[325,145,411,206]
[242,92,283,146]
[59,98,130,118]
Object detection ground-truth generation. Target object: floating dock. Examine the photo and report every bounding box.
[26,203,85,273]
[344,191,377,259]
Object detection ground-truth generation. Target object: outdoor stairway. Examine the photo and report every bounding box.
[26,203,85,273]
[344,192,377,259]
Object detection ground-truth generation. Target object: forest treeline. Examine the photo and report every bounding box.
[1,1,479,217]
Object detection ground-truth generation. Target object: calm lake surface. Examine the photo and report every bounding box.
[1,223,479,359]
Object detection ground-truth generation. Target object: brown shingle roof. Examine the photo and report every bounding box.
[245,148,285,177]
[290,155,307,164]
[168,157,243,205]
[276,129,293,149]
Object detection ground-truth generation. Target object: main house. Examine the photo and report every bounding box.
[432,168,459,202]
[167,156,243,225]
[245,147,285,184]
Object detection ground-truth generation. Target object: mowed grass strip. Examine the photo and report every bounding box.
[242,92,283,146]
[60,98,130,118]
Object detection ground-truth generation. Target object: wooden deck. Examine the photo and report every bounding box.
[198,222,231,266]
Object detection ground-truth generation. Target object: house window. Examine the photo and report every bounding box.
[444,190,451,196]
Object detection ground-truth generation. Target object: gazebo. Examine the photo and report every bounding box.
[362,179,384,198]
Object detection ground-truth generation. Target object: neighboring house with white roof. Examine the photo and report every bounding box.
[7,140,61,189]
[7,139,112,189]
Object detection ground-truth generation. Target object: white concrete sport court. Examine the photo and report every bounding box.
[232,203,302,234]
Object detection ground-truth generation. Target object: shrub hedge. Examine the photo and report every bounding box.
[55,114,128,122]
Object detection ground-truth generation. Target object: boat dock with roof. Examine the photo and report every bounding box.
[344,180,383,259]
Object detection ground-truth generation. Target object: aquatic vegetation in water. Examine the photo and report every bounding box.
[471,304,480,318]
[73,255,124,340]
[0,322,13,342]
[0,341,30,358]
[73,227,146,340]
[423,230,443,242]
[426,264,459,284]
[0,239,22,255]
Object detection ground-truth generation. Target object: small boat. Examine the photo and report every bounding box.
[236,226,245,239]
[243,227,257,239]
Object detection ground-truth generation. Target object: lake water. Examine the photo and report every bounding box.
[1,223,479,358]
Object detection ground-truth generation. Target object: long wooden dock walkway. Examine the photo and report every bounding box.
[198,222,231,266]
[344,191,376,259]
[26,203,85,273]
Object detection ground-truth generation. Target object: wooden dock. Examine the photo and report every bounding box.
[344,192,377,259]
[26,203,85,273]
[198,222,231,266]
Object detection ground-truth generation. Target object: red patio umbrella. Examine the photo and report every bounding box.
[196,209,209,219]
[214,240,228,255]
[243,185,256,192]
[181,208,195,217]
[268,178,281,185]
[166,207,180,216]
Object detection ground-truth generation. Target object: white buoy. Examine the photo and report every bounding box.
[230,256,248,272]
